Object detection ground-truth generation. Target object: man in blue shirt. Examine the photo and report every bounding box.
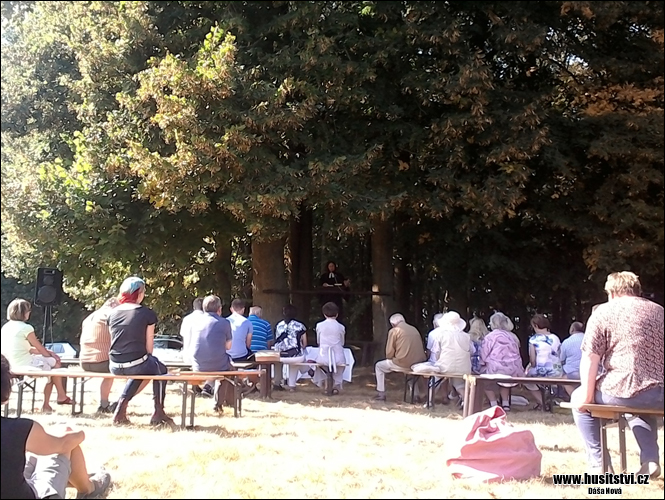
[248,306,273,352]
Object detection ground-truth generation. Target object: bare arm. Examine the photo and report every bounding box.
[26,331,52,357]
[145,324,155,353]
[225,340,232,351]
[528,344,537,369]
[301,330,308,348]
[25,422,85,456]
[572,351,601,408]
[246,333,252,349]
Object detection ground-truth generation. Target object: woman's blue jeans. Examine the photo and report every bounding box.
[110,354,168,406]
[572,386,663,469]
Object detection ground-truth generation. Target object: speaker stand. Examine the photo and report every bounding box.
[42,305,54,346]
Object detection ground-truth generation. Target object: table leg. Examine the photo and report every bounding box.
[600,418,608,473]
[465,378,475,418]
[260,363,268,399]
[181,382,187,429]
[619,416,627,473]
[267,365,272,399]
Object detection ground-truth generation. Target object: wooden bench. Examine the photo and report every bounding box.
[7,367,264,429]
[462,374,581,417]
[403,371,467,409]
[560,402,665,473]
[288,363,348,395]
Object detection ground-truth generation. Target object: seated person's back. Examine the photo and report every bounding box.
[226,299,253,361]
[190,308,232,372]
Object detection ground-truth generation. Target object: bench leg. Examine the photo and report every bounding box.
[31,379,36,412]
[17,382,24,418]
[79,379,86,415]
[71,377,78,416]
[190,390,196,428]
[403,374,409,402]
[619,416,627,473]
[233,379,239,418]
[427,377,435,410]
[181,382,188,429]
[600,418,609,473]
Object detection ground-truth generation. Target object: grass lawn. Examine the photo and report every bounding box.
[5,367,663,499]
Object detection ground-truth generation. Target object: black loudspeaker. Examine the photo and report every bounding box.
[34,268,63,306]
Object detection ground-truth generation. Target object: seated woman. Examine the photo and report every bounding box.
[313,302,346,394]
[560,321,585,395]
[479,311,524,412]
[0,299,71,412]
[108,277,174,427]
[571,272,663,477]
[524,314,563,410]
[272,304,308,392]
[433,311,472,406]
[1,354,111,499]
[467,316,489,375]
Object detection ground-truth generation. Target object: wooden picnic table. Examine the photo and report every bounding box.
[462,374,581,417]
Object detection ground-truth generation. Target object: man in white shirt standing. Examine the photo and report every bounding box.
[226,299,253,362]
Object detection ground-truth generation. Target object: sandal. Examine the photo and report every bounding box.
[502,404,511,412]
[533,403,543,411]
[57,397,74,405]
[331,388,339,395]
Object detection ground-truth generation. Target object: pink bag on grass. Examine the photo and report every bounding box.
[445,405,542,482]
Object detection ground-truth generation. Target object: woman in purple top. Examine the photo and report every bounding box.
[480,311,524,412]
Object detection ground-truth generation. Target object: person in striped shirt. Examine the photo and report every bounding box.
[561,321,585,395]
[79,297,119,413]
[248,306,273,352]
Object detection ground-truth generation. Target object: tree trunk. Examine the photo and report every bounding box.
[252,237,288,326]
[214,237,233,315]
[371,217,394,359]
[288,203,313,324]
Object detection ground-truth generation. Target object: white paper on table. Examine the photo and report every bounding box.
[282,346,355,383]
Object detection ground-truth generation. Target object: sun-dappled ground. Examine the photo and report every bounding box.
[5,367,663,499]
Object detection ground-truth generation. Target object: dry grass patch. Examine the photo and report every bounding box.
[5,368,663,499]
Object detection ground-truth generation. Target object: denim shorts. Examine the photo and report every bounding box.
[25,453,71,499]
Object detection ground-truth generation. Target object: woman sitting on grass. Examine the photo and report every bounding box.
[1,354,111,499]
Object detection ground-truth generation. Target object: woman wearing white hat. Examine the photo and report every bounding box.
[432,311,472,401]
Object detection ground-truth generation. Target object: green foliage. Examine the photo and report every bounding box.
[1,1,662,330]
